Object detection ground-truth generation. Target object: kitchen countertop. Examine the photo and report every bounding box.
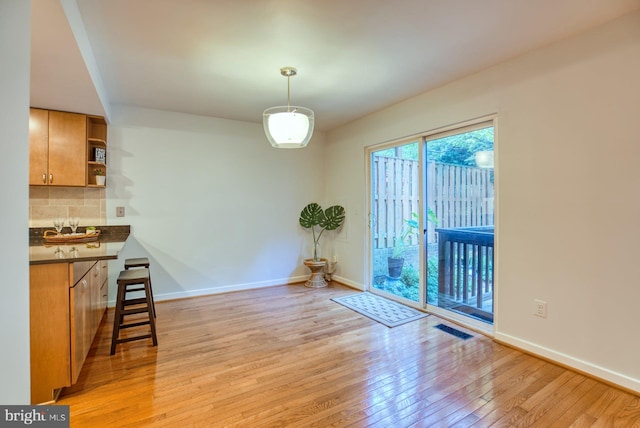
[29,225,130,265]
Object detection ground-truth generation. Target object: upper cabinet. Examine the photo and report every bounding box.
[29,108,50,185]
[29,108,107,187]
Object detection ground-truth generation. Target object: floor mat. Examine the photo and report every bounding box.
[331,292,428,327]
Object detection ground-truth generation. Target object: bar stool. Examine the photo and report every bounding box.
[110,268,158,355]
[124,257,156,317]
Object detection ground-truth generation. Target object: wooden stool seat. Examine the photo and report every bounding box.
[110,268,157,355]
[125,257,150,269]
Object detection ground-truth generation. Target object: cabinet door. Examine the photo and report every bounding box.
[97,260,109,318]
[90,262,107,332]
[29,108,49,185]
[48,110,86,186]
[30,263,72,404]
[70,276,92,384]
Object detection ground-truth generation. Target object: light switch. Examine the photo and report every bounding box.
[116,207,125,217]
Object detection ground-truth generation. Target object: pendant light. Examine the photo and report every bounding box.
[475,150,494,168]
[263,67,315,149]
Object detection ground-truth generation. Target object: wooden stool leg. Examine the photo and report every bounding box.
[110,283,126,355]
[145,279,158,346]
[148,276,157,318]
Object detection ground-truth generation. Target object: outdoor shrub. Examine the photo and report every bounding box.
[400,264,419,288]
[427,256,439,303]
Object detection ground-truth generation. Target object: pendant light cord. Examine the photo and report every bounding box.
[287,75,291,112]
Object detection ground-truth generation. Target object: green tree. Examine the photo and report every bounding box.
[426,127,493,166]
[374,127,494,167]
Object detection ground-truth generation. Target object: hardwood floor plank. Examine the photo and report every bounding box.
[530,378,605,427]
[56,284,640,427]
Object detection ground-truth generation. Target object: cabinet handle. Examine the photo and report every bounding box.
[49,173,53,184]
[42,173,46,184]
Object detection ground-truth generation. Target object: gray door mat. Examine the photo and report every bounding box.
[331,292,428,327]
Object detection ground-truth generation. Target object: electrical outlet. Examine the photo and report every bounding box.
[533,299,547,318]
[116,206,125,217]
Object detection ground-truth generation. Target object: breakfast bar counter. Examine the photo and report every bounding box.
[29,225,130,265]
[28,225,130,404]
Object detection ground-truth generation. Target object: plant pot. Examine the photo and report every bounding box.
[387,257,404,279]
[303,258,328,288]
[95,175,106,186]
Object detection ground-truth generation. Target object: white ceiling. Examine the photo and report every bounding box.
[31,0,640,131]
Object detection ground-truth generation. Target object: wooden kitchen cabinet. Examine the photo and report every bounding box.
[30,263,72,405]
[70,263,93,384]
[30,260,108,404]
[70,260,109,382]
[29,108,87,186]
[96,260,109,326]
[28,108,49,186]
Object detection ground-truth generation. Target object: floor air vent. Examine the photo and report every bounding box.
[435,323,473,340]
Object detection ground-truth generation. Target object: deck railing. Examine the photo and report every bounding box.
[435,226,494,320]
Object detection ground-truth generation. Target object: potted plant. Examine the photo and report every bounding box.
[93,168,106,186]
[299,202,345,287]
[387,211,436,278]
[387,215,416,278]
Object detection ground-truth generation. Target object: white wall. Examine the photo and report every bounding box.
[0,0,31,404]
[326,11,640,392]
[105,106,328,303]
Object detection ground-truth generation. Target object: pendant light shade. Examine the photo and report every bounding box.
[475,150,494,168]
[263,67,315,149]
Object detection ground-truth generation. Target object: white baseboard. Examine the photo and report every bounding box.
[108,275,363,307]
[331,275,363,290]
[495,331,640,394]
[107,275,309,307]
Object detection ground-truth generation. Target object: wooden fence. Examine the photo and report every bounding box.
[373,156,494,248]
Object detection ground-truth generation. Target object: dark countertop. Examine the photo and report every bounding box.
[29,225,130,265]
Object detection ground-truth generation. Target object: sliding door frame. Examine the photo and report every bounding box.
[364,114,498,335]
[365,137,425,309]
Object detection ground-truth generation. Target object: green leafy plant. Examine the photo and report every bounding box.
[426,256,439,303]
[391,209,438,258]
[391,212,420,258]
[93,168,105,176]
[400,264,419,287]
[299,203,345,261]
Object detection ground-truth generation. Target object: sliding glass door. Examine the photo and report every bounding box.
[425,124,495,324]
[367,118,495,326]
[369,140,423,305]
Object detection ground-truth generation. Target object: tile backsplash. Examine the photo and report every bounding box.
[29,186,106,228]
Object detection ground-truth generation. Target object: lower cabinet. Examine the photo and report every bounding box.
[30,260,108,404]
[70,271,92,383]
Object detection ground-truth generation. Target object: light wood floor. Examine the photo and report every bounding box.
[58,283,640,427]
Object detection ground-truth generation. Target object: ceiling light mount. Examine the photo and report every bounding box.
[263,66,314,149]
[280,67,297,78]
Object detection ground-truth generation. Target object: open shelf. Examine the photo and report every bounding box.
[86,116,107,187]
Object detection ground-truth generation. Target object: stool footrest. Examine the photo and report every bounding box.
[123,298,148,306]
[121,307,151,316]
[120,320,151,329]
[115,334,153,344]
